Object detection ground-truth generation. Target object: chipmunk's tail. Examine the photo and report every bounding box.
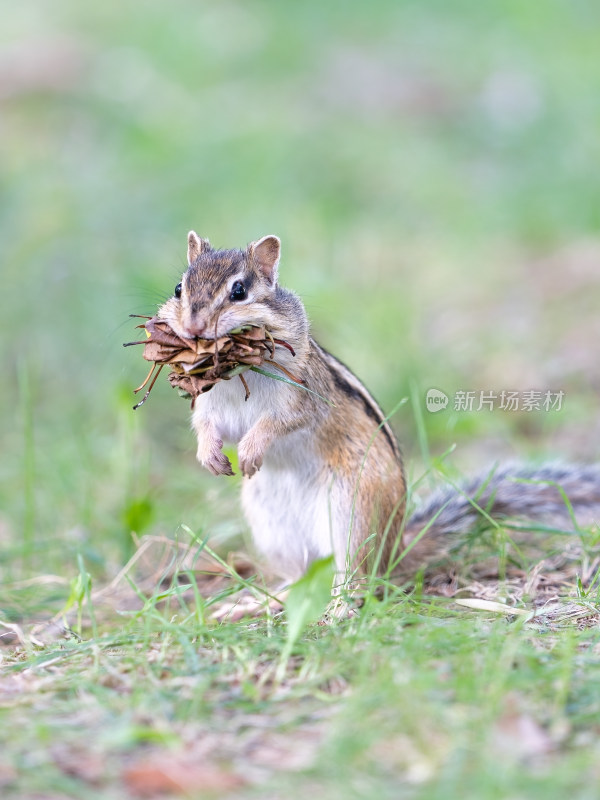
[397,462,600,576]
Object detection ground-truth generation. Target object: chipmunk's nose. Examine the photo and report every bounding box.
[183,301,214,338]
[184,315,213,339]
[186,323,208,338]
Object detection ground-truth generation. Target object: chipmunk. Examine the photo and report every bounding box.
[156,232,600,585]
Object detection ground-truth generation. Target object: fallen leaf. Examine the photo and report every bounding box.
[455,598,534,618]
[123,756,245,797]
[492,695,555,760]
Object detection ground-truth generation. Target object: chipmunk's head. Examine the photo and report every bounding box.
[159,231,281,340]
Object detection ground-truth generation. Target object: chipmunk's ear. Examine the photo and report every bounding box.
[187,231,211,265]
[249,235,281,285]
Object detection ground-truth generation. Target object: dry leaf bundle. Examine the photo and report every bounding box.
[124,316,299,409]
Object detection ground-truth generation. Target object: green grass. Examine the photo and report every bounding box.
[3,579,600,799]
[2,0,600,797]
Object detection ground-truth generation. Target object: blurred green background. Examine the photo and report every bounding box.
[1,0,599,587]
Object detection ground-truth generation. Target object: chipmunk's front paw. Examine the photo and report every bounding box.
[237,439,264,478]
[238,451,263,478]
[198,440,235,477]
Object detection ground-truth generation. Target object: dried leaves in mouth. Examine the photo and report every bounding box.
[124,316,299,409]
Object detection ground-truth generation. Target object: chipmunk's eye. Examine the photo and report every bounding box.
[174,283,182,299]
[230,280,247,301]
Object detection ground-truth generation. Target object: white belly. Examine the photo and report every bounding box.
[241,429,350,580]
[193,373,351,579]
